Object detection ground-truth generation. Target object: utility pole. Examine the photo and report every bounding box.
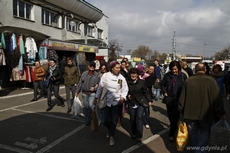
[172,31,176,60]
[203,43,207,60]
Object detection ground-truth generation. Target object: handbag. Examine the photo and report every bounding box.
[98,73,108,109]
[176,117,189,151]
[162,96,175,106]
[91,109,99,132]
[43,76,51,87]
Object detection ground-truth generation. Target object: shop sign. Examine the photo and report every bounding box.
[78,46,95,53]
[48,40,78,51]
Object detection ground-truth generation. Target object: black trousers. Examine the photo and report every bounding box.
[166,104,180,137]
[47,84,63,106]
[33,80,47,98]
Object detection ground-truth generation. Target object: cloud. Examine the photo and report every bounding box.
[88,0,230,57]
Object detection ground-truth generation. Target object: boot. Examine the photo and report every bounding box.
[46,101,52,112]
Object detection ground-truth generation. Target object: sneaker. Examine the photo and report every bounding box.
[67,109,71,114]
[46,106,52,112]
[131,134,136,139]
[109,137,115,146]
[106,133,110,139]
[169,136,174,143]
[145,125,150,129]
[30,98,37,102]
[85,122,91,126]
[137,138,142,143]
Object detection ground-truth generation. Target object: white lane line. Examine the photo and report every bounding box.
[36,124,85,153]
[12,108,84,123]
[0,86,65,99]
[0,144,33,153]
[0,94,66,113]
[0,91,34,99]
[121,128,169,153]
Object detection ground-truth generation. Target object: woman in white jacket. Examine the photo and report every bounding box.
[94,61,128,146]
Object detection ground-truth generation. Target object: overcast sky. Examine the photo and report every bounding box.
[88,0,230,57]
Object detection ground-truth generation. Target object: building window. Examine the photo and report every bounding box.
[98,29,103,39]
[42,9,60,27]
[13,0,32,20]
[87,25,94,36]
[66,18,79,32]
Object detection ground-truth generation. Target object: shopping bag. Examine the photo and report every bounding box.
[91,109,99,132]
[210,120,230,146]
[176,117,189,151]
[72,96,83,116]
[98,87,107,109]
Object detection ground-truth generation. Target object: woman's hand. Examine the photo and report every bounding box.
[93,98,98,106]
[118,97,125,105]
[148,102,152,106]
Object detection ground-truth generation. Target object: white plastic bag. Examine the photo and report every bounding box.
[72,96,83,116]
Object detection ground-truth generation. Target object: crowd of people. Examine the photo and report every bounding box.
[30,57,227,152]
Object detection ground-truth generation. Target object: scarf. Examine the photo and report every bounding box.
[88,70,94,76]
[167,72,181,95]
[49,65,57,77]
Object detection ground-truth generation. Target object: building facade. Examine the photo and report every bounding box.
[0,0,108,88]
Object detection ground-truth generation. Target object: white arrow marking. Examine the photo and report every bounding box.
[25,137,47,144]
[0,144,33,153]
[15,142,38,149]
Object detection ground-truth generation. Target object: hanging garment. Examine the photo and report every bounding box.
[9,37,13,53]
[39,46,47,60]
[10,66,26,81]
[25,37,38,63]
[1,33,6,49]
[18,55,23,71]
[0,49,6,65]
[19,35,25,54]
[25,66,31,82]
[12,33,17,50]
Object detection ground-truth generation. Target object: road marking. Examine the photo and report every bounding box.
[0,94,66,113]
[121,128,169,153]
[15,142,38,149]
[25,137,47,144]
[0,144,33,153]
[0,86,65,99]
[36,124,85,153]
[12,108,85,122]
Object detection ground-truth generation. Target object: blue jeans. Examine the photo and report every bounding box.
[143,107,150,126]
[186,120,213,153]
[101,105,119,137]
[82,93,95,123]
[154,88,160,100]
[129,105,145,138]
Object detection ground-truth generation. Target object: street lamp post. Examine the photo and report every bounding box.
[203,43,207,60]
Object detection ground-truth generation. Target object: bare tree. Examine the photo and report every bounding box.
[131,45,152,60]
[214,47,229,60]
[108,39,122,59]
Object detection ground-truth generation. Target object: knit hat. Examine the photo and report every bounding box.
[137,64,144,74]
[110,60,119,69]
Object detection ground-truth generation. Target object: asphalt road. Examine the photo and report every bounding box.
[0,87,229,153]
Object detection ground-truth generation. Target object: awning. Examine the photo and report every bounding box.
[31,0,104,23]
[68,38,108,49]
[0,26,50,40]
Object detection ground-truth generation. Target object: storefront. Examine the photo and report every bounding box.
[0,27,50,89]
